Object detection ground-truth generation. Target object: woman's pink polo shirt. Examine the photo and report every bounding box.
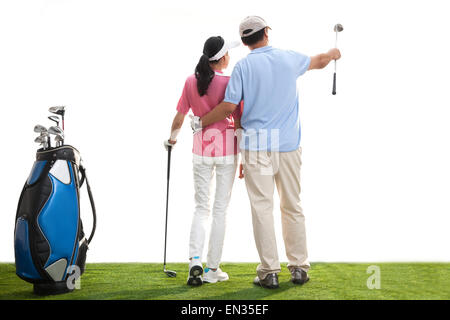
[176,72,241,157]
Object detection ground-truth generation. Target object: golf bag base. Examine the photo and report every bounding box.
[34,281,74,296]
[14,145,96,296]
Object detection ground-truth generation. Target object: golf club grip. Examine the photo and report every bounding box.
[167,146,172,180]
[332,72,337,95]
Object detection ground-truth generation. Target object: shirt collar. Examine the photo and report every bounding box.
[250,45,273,54]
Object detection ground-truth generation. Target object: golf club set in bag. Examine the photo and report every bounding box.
[14,106,97,295]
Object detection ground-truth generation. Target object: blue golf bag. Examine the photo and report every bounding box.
[14,145,97,295]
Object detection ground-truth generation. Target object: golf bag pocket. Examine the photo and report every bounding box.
[14,217,41,280]
[14,146,96,295]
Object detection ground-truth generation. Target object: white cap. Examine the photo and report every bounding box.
[209,40,240,61]
[239,16,269,38]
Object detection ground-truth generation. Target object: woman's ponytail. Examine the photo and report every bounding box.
[195,36,225,97]
[195,54,215,97]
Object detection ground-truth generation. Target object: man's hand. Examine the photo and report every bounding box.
[308,48,341,70]
[328,48,341,61]
[189,115,202,134]
[164,139,176,151]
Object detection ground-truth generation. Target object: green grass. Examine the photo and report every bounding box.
[0,263,449,300]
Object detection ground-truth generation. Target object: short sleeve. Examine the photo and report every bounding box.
[232,100,243,119]
[289,51,311,78]
[224,64,243,105]
[176,79,191,115]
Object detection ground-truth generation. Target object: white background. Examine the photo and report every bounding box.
[1,0,449,263]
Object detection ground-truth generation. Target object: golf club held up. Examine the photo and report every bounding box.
[332,23,344,95]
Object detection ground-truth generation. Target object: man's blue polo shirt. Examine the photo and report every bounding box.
[224,46,310,152]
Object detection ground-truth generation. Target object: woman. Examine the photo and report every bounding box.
[164,36,241,286]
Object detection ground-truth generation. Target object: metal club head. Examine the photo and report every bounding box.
[34,135,46,143]
[49,106,66,117]
[48,126,64,147]
[164,267,177,278]
[48,116,60,126]
[34,124,47,134]
[334,24,344,32]
[48,126,64,136]
[49,106,66,130]
[34,134,49,149]
[54,135,64,147]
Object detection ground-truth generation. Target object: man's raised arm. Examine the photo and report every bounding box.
[308,48,341,70]
[199,101,238,128]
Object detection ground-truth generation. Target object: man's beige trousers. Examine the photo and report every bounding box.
[243,147,310,279]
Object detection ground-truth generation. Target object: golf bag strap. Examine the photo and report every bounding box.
[79,165,97,245]
[79,167,86,187]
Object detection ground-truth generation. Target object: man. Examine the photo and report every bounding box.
[191,16,341,289]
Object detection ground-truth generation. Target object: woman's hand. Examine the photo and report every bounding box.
[164,140,176,151]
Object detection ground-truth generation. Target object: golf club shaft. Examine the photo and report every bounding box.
[335,30,338,48]
[335,29,338,72]
[163,146,172,268]
[333,30,338,95]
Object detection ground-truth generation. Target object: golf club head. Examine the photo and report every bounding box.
[34,124,47,134]
[48,126,64,136]
[49,106,66,116]
[164,269,177,278]
[48,116,60,126]
[334,24,344,32]
[34,136,46,143]
[34,134,49,149]
[54,135,64,146]
[35,131,49,139]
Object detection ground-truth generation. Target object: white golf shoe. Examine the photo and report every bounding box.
[187,256,203,286]
[203,267,229,284]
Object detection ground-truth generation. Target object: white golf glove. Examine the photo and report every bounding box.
[189,115,202,134]
[164,140,176,151]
